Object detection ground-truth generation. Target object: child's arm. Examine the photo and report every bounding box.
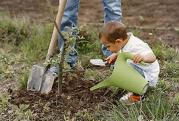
[133,53,156,63]
[105,53,118,64]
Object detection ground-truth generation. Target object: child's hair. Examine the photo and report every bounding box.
[99,21,127,43]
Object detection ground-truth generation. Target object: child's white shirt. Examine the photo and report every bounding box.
[121,32,160,87]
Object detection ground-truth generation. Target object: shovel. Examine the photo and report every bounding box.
[27,0,67,94]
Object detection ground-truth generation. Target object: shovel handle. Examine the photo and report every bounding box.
[53,20,65,41]
[46,0,67,60]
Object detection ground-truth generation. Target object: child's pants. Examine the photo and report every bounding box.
[128,62,157,89]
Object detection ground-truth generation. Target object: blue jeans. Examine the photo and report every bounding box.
[50,0,122,73]
[129,62,145,77]
[60,0,122,58]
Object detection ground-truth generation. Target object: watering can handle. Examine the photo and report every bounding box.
[118,52,146,65]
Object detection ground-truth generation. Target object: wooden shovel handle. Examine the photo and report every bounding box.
[46,0,67,60]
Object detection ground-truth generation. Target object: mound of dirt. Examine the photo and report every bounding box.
[9,72,120,120]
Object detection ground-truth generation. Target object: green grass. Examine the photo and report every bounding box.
[0,18,53,86]
[20,24,52,62]
[0,17,29,46]
[103,85,179,121]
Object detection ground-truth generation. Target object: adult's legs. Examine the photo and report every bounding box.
[50,0,80,73]
[60,0,80,31]
[102,0,122,57]
[58,0,80,67]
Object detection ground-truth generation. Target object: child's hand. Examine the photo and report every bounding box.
[132,54,144,63]
[105,53,117,64]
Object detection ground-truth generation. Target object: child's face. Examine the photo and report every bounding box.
[100,36,124,53]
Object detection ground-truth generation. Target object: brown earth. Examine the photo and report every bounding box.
[9,70,121,120]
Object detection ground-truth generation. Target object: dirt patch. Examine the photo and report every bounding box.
[123,0,179,49]
[9,71,121,120]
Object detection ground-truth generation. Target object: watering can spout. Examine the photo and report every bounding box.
[90,52,149,95]
[90,80,110,91]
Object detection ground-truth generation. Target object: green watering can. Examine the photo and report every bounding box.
[90,52,149,95]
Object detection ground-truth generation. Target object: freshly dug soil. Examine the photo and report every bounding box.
[9,71,121,120]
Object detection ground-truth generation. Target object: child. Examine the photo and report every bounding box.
[99,21,160,104]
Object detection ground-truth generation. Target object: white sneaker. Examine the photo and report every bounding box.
[90,59,107,67]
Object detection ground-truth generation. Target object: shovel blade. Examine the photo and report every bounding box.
[40,71,57,94]
[27,65,45,91]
